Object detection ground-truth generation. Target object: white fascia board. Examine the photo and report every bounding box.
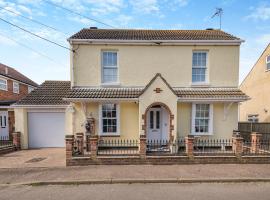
[63,98,138,103]
[11,105,69,109]
[68,39,244,46]
[178,98,249,103]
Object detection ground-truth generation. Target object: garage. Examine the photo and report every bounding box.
[28,112,65,148]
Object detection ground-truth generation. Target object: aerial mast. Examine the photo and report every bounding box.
[211,8,223,30]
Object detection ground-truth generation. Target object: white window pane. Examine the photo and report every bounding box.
[102,104,118,134]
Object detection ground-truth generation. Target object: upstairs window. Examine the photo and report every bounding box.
[28,86,34,93]
[102,51,118,84]
[192,51,207,83]
[267,55,270,71]
[0,78,7,91]
[13,82,19,94]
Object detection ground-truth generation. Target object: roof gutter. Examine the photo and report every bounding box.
[68,39,244,46]
[11,105,69,109]
[178,97,250,102]
[63,98,139,102]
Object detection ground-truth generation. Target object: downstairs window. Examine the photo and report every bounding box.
[100,103,120,135]
[191,103,213,135]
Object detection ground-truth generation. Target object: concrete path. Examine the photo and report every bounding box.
[1,182,270,200]
[1,164,270,185]
[0,148,65,168]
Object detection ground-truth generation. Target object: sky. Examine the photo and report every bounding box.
[0,0,269,85]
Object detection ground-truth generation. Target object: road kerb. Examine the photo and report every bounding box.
[1,178,270,187]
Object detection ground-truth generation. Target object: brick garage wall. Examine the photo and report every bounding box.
[0,79,29,101]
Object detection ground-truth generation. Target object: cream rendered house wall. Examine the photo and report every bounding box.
[177,103,238,139]
[14,108,28,149]
[240,45,270,122]
[70,102,139,139]
[71,44,240,87]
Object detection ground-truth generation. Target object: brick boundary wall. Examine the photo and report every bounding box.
[66,155,270,166]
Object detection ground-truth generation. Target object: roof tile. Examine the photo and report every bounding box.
[15,81,70,105]
[69,29,240,41]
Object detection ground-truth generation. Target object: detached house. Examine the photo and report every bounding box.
[0,63,38,139]
[14,28,248,149]
[240,44,270,122]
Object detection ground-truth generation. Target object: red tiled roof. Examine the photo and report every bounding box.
[0,63,38,87]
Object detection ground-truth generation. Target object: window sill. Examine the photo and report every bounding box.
[191,82,210,87]
[101,82,121,87]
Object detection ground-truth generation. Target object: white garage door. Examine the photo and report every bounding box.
[28,112,65,148]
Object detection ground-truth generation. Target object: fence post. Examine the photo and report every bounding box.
[12,132,21,150]
[76,132,84,155]
[232,134,243,157]
[185,135,194,157]
[65,135,74,163]
[89,135,98,159]
[251,132,262,153]
[139,135,146,158]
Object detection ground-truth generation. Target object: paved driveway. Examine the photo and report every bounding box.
[0,148,65,168]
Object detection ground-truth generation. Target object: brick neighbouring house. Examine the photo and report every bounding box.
[0,63,38,139]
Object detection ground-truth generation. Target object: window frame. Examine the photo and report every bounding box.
[191,51,209,85]
[0,78,7,91]
[28,86,34,93]
[99,103,120,136]
[13,81,20,94]
[191,103,213,135]
[101,50,119,85]
[266,55,270,71]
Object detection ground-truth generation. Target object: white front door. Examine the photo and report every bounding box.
[147,108,162,141]
[0,111,9,138]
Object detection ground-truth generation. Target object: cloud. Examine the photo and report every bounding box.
[68,16,96,26]
[87,0,125,16]
[0,34,17,46]
[115,14,133,27]
[255,34,270,46]
[129,0,159,14]
[245,4,270,21]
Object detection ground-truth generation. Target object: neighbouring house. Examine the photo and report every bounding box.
[14,28,249,149]
[0,63,38,139]
[240,44,270,122]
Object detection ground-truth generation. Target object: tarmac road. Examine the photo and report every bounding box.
[0,182,270,200]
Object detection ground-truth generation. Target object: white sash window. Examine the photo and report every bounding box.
[191,103,213,135]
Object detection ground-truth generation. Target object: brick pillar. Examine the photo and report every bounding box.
[185,135,194,157]
[232,135,243,157]
[12,132,21,150]
[139,135,147,158]
[251,132,262,153]
[65,135,74,161]
[89,135,98,159]
[76,132,84,155]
